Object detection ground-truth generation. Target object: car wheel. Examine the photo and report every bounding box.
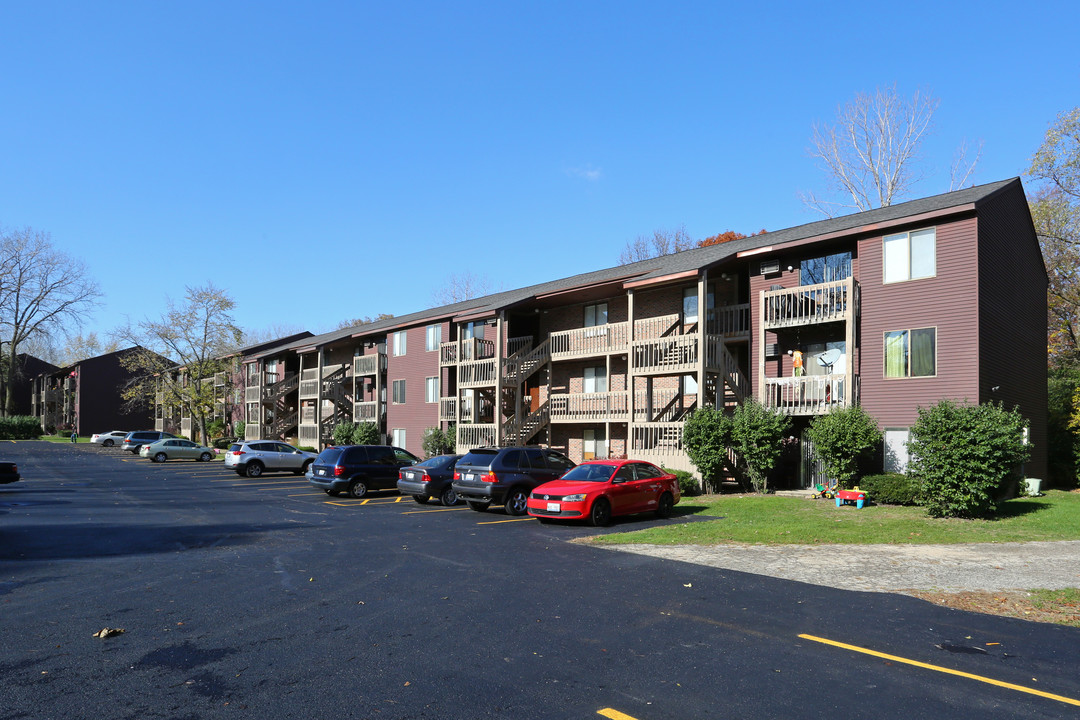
[348,480,368,498]
[466,500,490,512]
[655,492,675,519]
[413,494,429,504]
[439,486,459,506]
[103,440,114,447]
[153,452,167,463]
[245,462,264,478]
[589,497,612,527]
[504,488,529,516]
[199,452,212,462]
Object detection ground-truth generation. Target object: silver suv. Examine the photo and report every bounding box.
[224,440,317,477]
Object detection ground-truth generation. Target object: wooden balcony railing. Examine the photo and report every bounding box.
[762,278,858,329]
[353,401,380,423]
[550,321,629,361]
[457,423,497,451]
[549,391,629,422]
[458,358,497,388]
[245,424,263,441]
[299,426,320,444]
[353,354,383,377]
[299,368,320,398]
[632,333,699,374]
[629,422,684,456]
[440,338,496,366]
[439,397,457,422]
[707,303,751,337]
[761,374,859,415]
[634,313,681,340]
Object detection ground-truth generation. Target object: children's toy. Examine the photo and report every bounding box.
[810,481,836,500]
[835,488,867,509]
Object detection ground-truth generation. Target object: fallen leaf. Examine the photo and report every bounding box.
[93,627,125,639]
[683,583,692,588]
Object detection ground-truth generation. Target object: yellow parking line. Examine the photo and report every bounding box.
[598,710,639,720]
[253,485,311,490]
[476,517,535,525]
[798,634,1080,707]
[400,507,468,514]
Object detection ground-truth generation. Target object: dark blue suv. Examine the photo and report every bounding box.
[451,446,575,515]
[307,445,420,498]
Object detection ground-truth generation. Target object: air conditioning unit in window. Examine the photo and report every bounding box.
[765,343,781,358]
[759,259,781,275]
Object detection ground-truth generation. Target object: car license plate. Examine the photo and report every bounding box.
[546,502,560,512]
[318,469,326,476]
[465,473,476,481]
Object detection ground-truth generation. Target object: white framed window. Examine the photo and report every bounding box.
[682,374,698,395]
[425,324,441,352]
[884,228,936,283]
[584,302,608,327]
[392,428,406,448]
[682,284,715,323]
[392,330,407,356]
[584,427,607,460]
[392,379,406,404]
[884,327,936,378]
[425,377,438,403]
[584,366,607,393]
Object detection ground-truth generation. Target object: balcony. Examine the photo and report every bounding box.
[440,338,495,366]
[549,391,629,423]
[458,358,497,388]
[353,354,384,377]
[457,423,497,451]
[353,401,380,423]
[761,374,859,416]
[762,278,858,330]
[707,303,751,338]
[245,424,263,441]
[550,322,629,361]
[299,369,320,399]
[299,426,320,445]
[439,397,456,422]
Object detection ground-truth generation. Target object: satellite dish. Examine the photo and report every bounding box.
[817,348,842,369]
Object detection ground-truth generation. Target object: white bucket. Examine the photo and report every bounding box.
[1024,478,1042,496]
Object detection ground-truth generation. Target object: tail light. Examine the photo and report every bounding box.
[231,450,245,457]
[453,471,460,480]
[334,465,345,477]
[398,470,403,479]
[481,472,498,483]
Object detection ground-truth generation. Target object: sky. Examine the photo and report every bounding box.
[1,1,1078,348]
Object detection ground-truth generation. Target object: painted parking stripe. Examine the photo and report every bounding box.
[799,634,1080,707]
[597,710,639,720]
[476,517,534,525]
[400,507,469,514]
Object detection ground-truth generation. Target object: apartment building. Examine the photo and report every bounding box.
[237,178,1046,486]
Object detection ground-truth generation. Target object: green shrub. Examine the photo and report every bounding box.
[234,420,246,440]
[665,468,699,496]
[351,422,380,445]
[683,407,732,489]
[297,446,317,453]
[206,419,226,440]
[0,416,44,439]
[422,426,455,457]
[332,422,356,446]
[909,400,1030,518]
[858,473,921,506]
[730,399,791,494]
[805,406,883,489]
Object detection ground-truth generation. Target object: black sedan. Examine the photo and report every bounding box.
[397,454,462,506]
[0,461,20,484]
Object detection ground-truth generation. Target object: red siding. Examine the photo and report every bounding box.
[384,323,443,457]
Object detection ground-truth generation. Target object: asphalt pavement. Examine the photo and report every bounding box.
[1,441,1078,719]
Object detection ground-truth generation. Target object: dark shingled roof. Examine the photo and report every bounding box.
[267,177,1022,353]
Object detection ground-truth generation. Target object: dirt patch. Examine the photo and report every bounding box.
[905,589,1080,627]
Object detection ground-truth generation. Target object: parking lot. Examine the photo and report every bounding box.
[3,441,1079,719]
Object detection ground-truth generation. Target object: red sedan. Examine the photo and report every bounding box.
[526,459,680,526]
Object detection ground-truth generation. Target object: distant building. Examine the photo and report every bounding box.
[1,354,59,416]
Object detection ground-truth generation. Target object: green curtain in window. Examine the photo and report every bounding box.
[885,331,906,378]
[910,328,936,377]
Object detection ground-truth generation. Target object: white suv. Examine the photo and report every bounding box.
[224,440,317,477]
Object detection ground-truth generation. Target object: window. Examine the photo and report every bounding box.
[801,251,852,285]
[583,429,607,460]
[584,302,608,327]
[584,366,607,393]
[884,328,936,378]
[392,379,406,404]
[390,430,406,449]
[425,324,441,352]
[392,331,407,356]
[425,377,438,403]
[884,228,936,283]
[682,374,698,395]
[463,321,484,340]
[682,285,715,323]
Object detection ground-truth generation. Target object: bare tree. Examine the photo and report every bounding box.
[0,228,101,415]
[59,331,121,366]
[618,226,693,264]
[431,272,496,306]
[802,86,981,217]
[118,283,242,444]
[335,313,394,330]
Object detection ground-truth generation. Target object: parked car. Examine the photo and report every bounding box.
[397,454,462,506]
[224,440,317,477]
[526,459,680,526]
[307,445,421,498]
[140,438,216,463]
[90,430,128,447]
[121,431,178,454]
[451,446,576,516]
[0,460,20,484]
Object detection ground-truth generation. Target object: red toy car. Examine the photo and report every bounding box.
[526,459,680,526]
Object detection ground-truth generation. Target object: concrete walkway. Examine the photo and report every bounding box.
[603,541,1080,593]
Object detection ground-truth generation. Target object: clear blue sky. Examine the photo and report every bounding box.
[1,1,1077,342]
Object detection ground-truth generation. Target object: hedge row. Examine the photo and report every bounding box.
[0,416,44,440]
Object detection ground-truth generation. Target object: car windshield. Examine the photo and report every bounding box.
[315,448,344,464]
[558,463,618,482]
[415,455,455,470]
[458,449,498,468]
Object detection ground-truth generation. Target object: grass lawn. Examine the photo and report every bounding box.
[593,489,1080,546]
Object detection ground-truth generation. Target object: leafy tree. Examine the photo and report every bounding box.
[422,425,456,457]
[908,400,1030,518]
[336,313,395,331]
[351,422,380,445]
[0,227,102,416]
[697,229,767,248]
[118,283,242,445]
[682,407,732,490]
[332,421,355,446]
[802,85,981,217]
[805,406,883,489]
[729,399,791,494]
[1028,107,1080,366]
[1048,365,1080,488]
